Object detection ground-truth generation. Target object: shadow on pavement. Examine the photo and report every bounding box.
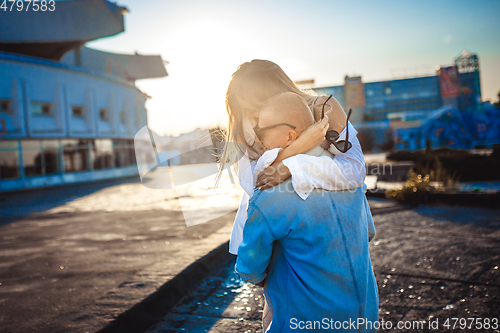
[414,205,500,230]
[0,176,140,226]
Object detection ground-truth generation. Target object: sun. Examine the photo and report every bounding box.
[140,17,272,136]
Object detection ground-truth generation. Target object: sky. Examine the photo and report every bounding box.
[87,0,500,136]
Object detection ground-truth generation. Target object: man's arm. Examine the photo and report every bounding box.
[235,202,276,285]
[255,279,266,287]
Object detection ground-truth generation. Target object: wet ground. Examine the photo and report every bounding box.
[371,207,500,333]
[146,263,264,333]
[148,206,500,333]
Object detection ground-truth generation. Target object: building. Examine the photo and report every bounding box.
[312,50,499,151]
[0,0,168,192]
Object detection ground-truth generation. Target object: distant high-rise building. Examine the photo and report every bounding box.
[313,50,481,122]
[312,51,500,152]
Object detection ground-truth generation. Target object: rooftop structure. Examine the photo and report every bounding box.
[0,0,127,60]
[0,0,168,192]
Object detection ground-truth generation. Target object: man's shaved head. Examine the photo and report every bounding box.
[258,92,314,135]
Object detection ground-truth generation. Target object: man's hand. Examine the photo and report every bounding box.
[255,161,291,190]
[255,279,265,287]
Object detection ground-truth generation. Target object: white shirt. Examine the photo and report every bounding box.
[229,122,366,255]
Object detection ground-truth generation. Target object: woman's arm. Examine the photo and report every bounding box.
[274,115,330,163]
[254,116,330,188]
[313,95,347,133]
[256,122,366,192]
[281,122,366,197]
[256,96,358,190]
[266,95,344,165]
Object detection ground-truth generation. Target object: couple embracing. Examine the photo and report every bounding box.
[218,60,379,332]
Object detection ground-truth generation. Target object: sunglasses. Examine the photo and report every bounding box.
[253,123,296,142]
[321,95,353,153]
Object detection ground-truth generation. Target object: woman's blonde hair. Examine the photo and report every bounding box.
[216,59,315,185]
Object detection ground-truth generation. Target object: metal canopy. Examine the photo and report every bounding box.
[61,47,169,81]
[0,0,127,61]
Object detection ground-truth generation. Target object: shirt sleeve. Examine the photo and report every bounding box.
[229,191,249,255]
[368,213,376,242]
[252,148,282,187]
[282,122,366,199]
[362,186,376,242]
[235,202,277,285]
[229,154,257,255]
[237,154,256,196]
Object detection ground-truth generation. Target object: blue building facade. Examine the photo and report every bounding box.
[364,76,442,121]
[313,50,498,151]
[314,75,443,123]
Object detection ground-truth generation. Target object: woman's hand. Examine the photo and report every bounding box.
[290,115,330,153]
[269,115,330,164]
[255,161,291,190]
[254,116,329,190]
[321,96,347,133]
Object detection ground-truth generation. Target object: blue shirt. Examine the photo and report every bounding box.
[236,181,379,332]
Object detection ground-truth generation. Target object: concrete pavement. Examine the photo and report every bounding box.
[1,176,499,333]
[0,177,238,333]
[0,176,402,333]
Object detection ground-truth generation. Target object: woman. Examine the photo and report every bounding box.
[219,59,366,250]
[219,59,368,330]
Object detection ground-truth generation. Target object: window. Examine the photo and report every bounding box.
[129,144,136,166]
[31,102,52,116]
[62,139,89,173]
[41,140,60,175]
[99,108,108,121]
[0,99,11,113]
[22,140,43,177]
[22,140,62,177]
[113,139,134,167]
[72,106,85,118]
[92,139,114,170]
[0,141,20,179]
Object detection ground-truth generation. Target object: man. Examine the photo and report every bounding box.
[235,92,379,332]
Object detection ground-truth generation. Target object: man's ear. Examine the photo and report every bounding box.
[287,130,298,143]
